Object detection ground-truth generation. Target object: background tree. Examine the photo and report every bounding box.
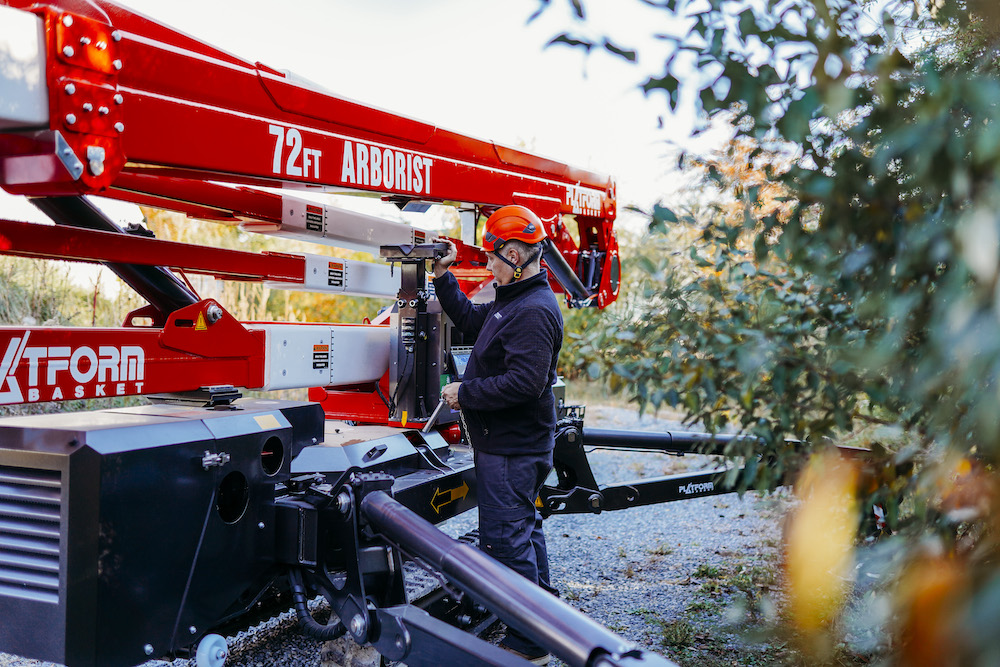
[539,0,1000,661]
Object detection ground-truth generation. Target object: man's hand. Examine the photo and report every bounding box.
[442,382,461,410]
[432,237,458,278]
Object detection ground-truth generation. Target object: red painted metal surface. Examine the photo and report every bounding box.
[0,0,619,308]
[0,0,622,411]
[0,300,266,406]
[0,218,304,282]
[309,373,391,425]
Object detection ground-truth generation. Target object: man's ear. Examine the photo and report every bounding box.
[505,247,520,264]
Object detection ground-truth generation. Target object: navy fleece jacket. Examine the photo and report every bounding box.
[433,269,564,455]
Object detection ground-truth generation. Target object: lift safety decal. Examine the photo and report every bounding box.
[328,262,344,288]
[431,480,469,514]
[306,205,323,232]
[312,344,329,370]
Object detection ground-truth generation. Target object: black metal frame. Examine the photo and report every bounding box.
[540,414,751,516]
[0,397,732,666]
[269,465,678,667]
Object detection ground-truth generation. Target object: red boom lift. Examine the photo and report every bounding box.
[0,2,731,666]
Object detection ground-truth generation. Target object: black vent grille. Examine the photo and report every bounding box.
[0,465,62,604]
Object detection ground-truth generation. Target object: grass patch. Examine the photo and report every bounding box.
[700,579,724,596]
[693,564,722,579]
[731,564,776,594]
[632,608,697,648]
[686,599,720,614]
[647,543,674,556]
[659,619,697,648]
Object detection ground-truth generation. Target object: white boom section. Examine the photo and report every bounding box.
[264,253,397,299]
[0,7,48,130]
[258,323,390,391]
[242,197,428,255]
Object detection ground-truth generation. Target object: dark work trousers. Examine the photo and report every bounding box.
[475,448,553,654]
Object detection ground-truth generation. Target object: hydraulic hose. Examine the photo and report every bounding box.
[287,569,347,641]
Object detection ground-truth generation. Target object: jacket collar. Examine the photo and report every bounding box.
[495,269,550,303]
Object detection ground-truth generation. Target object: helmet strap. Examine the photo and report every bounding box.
[496,247,540,281]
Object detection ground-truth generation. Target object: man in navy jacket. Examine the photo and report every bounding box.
[432,205,563,664]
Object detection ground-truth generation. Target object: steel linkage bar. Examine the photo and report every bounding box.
[360,490,678,667]
[582,427,753,456]
[540,419,747,516]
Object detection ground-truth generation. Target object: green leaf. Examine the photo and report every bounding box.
[710,28,724,56]
[603,38,638,63]
[546,33,594,52]
[642,73,680,110]
[653,203,679,224]
[738,8,756,41]
[777,89,818,140]
[612,362,636,379]
[699,85,719,112]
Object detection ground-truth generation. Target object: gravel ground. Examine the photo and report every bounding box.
[0,406,788,667]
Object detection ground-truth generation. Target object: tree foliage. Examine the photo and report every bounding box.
[539,0,1000,660]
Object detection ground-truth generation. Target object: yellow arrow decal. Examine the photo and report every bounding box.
[431,480,470,514]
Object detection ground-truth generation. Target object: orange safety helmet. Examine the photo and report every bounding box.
[482,205,547,279]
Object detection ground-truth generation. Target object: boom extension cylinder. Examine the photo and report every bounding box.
[541,238,592,306]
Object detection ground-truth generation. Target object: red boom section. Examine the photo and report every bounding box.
[0,218,304,282]
[0,0,620,307]
[0,300,266,406]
